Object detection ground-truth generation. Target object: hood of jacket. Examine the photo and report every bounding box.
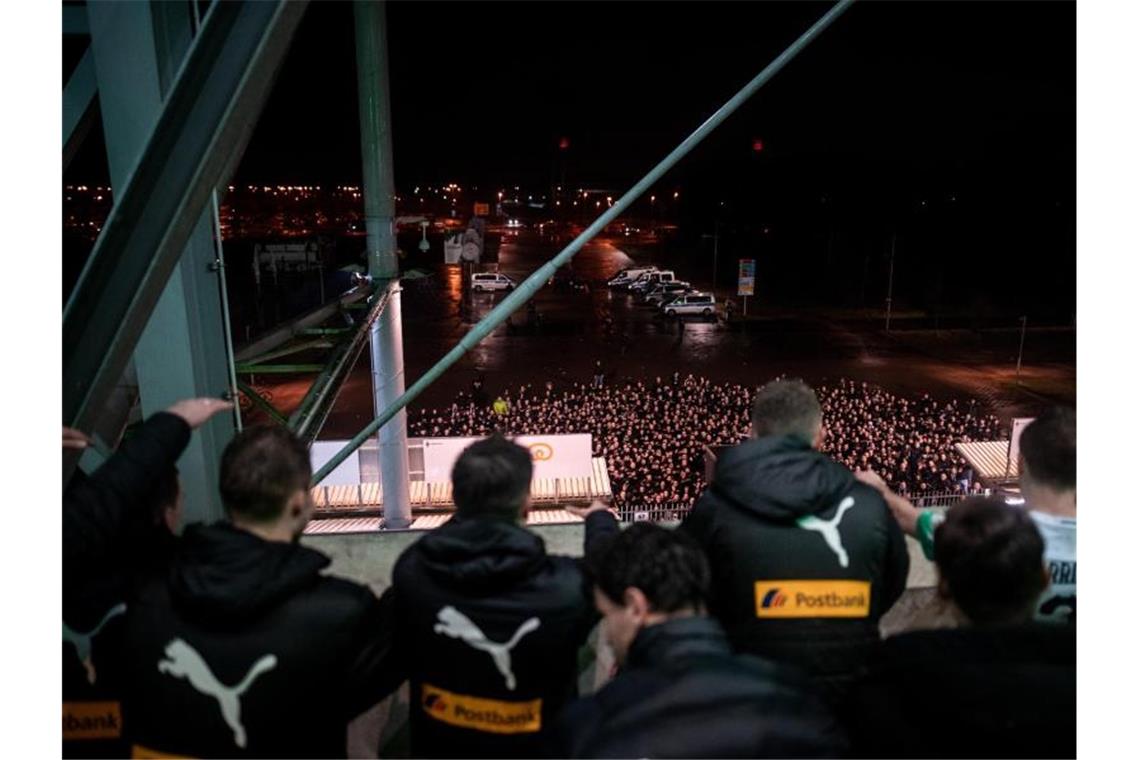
[712,434,855,520]
[414,515,549,590]
[626,616,733,670]
[168,523,330,621]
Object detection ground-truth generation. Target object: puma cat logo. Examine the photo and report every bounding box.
[63,603,127,685]
[433,606,540,691]
[157,638,276,748]
[798,496,856,567]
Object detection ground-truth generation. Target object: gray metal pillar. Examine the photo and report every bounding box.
[87,0,235,525]
[354,0,412,528]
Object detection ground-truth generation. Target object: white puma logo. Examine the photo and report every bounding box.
[798,496,856,567]
[63,603,127,685]
[157,638,277,749]
[433,606,540,691]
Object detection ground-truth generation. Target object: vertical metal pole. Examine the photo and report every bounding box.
[211,193,243,432]
[355,0,411,529]
[712,220,719,291]
[885,231,896,331]
[1015,315,1027,382]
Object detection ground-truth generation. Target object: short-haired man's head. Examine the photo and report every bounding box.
[590,524,710,665]
[219,426,312,524]
[934,497,1046,626]
[451,434,533,520]
[592,523,710,615]
[1019,406,1076,493]
[751,379,822,445]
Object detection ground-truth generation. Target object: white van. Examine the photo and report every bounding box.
[661,292,716,316]
[630,270,675,293]
[643,281,693,306]
[471,272,516,292]
[608,266,657,288]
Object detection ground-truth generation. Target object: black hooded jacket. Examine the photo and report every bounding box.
[391,510,619,758]
[552,616,848,758]
[845,623,1076,758]
[63,412,401,758]
[681,435,909,700]
[122,524,400,758]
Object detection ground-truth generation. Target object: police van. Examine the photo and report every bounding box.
[661,292,716,316]
[629,270,676,293]
[608,266,658,288]
[471,272,516,292]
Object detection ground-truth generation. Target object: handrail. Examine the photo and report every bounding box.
[312,0,856,485]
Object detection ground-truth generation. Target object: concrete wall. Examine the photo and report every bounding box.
[310,523,949,758]
[303,522,938,595]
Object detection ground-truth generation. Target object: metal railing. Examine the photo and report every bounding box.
[912,490,970,508]
[616,503,695,524]
[310,0,856,485]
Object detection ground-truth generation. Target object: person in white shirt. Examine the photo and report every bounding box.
[856,406,1075,624]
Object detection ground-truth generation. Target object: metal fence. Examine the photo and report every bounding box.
[615,503,695,523]
[616,489,970,523]
[912,490,970,508]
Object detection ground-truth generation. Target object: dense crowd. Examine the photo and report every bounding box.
[63,386,1076,759]
[408,373,1003,509]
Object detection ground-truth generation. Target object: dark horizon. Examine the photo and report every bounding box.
[63,1,1075,319]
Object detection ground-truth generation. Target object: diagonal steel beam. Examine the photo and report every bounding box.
[290,283,395,444]
[63,47,97,170]
[236,379,287,426]
[312,0,856,485]
[241,337,336,367]
[232,285,370,363]
[63,0,309,436]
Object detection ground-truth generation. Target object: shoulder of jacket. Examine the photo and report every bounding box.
[308,574,381,613]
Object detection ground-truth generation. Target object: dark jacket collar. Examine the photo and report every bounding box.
[415,514,549,589]
[713,434,855,519]
[625,616,733,670]
[169,522,330,621]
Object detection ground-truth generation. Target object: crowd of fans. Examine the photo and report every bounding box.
[408,373,1003,510]
[61,379,1075,759]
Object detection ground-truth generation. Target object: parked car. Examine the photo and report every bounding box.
[471,272,516,292]
[661,292,717,317]
[643,281,694,306]
[608,266,658,288]
[629,270,676,294]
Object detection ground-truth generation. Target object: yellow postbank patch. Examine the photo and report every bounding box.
[130,744,194,759]
[421,682,542,734]
[754,580,872,618]
[63,701,121,740]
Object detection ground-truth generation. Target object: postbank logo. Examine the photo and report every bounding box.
[754,580,871,618]
[131,744,195,759]
[527,443,554,461]
[421,682,542,735]
[63,701,122,740]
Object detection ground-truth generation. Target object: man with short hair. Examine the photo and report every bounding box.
[682,379,909,702]
[859,405,1076,623]
[65,406,402,757]
[390,433,619,758]
[846,497,1075,758]
[553,523,847,758]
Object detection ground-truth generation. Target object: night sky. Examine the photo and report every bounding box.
[65,0,1075,318]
